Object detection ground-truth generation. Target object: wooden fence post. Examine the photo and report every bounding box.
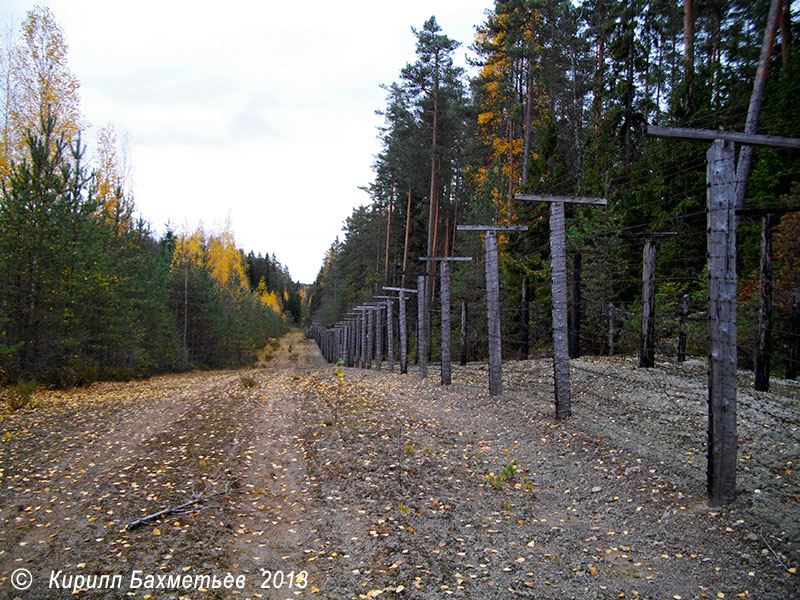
[386,299,394,371]
[485,230,502,395]
[360,308,367,369]
[706,138,738,506]
[788,289,799,380]
[366,307,374,370]
[400,292,408,374]
[417,276,427,378]
[375,296,394,372]
[383,286,418,375]
[569,253,582,359]
[514,195,606,418]
[678,294,689,362]
[460,300,468,366]
[420,256,473,385]
[754,214,772,391]
[607,302,615,356]
[647,122,800,505]
[550,202,571,418]
[375,304,383,372]
[441,261,451,384]
[457,225,527,396]
[640,237,657,368]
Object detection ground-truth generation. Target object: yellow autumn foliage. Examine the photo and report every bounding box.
[256,277,284,318]
[208,226,249,293]
[0,6,82,182]
[94,124,134,233]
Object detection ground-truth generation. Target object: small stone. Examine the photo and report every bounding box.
[591,487,602,494]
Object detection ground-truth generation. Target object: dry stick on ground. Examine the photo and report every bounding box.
[126,478,240,530]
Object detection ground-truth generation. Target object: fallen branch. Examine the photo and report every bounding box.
[127,478,239,530]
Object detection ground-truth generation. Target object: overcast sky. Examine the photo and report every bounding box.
[1,0,492,283]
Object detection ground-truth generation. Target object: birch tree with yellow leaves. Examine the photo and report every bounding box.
[0,5,81,181]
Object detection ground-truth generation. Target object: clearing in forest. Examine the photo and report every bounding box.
[0,331,797,599]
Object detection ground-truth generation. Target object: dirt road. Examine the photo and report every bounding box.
[0,332,796,599]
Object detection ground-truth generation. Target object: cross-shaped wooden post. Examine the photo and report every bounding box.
[514,195,607,418]
[419,257,473,385]
[457,225,528,395]
[647,123,800,504]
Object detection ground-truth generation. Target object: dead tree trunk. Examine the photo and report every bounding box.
[754,215,772,391]
[706,139,738,506]
[735,0,781,209]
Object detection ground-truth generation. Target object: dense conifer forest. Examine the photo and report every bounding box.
[0,6,303,387]
[309,0,799,377]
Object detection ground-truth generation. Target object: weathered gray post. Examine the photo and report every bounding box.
[549,202,571,417]
[647,123,800,505]
[460,300,468,366]
[374,304,383,372]
[366,307,374,369]
[514,195,606,418]
[569,252,581,359]
[419,256,473,385]
[375,296,394,372]
[400,292,408,374]
[386,298,393,371]
[607,302,615,356]
[457,225,528,396]
[417,276,427,379]
[485,231,502,395]
[754,214,772,391]
[441,261,451,384]
[383,286,418,375]
[640,237,656,368]
[706,138,738,506]
[360,308,368,369]
[678,294,689,362]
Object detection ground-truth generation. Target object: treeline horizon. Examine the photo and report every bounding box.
[309,1,800,376]
[0,6,304,389]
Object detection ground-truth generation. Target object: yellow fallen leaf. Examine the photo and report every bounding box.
[366,590,383,598]
[310,585,320,593]
[153,528,161,536]
[589,565,597,576]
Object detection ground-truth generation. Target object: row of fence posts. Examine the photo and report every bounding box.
[306,126,800,506]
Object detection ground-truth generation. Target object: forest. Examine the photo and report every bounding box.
[309,0,800,378]
[0,6,304,391]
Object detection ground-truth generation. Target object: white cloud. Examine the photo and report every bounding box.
[1,0,490,282]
